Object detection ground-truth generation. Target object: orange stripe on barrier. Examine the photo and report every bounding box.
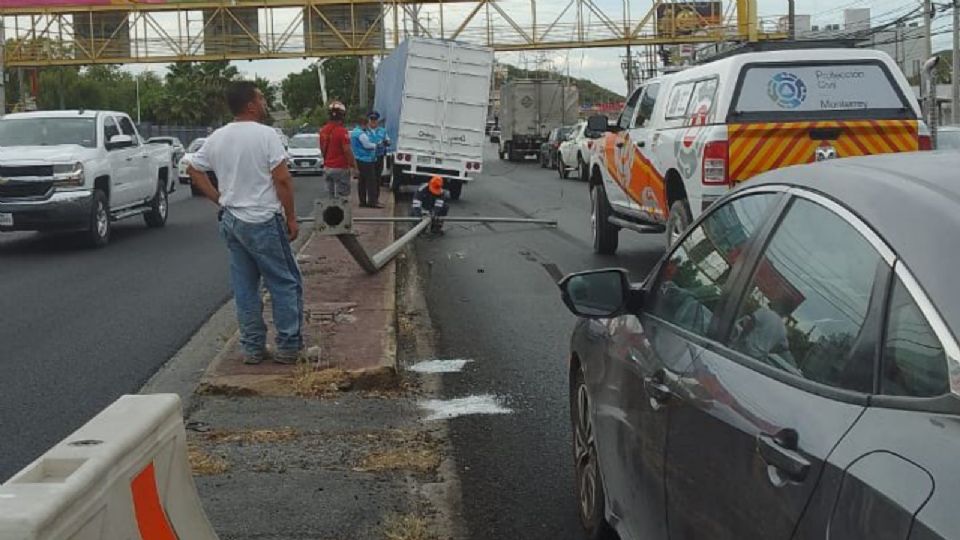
[131,463,178,540]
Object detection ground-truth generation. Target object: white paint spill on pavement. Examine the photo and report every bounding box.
[408,359,473,373]
[420,395,513,421]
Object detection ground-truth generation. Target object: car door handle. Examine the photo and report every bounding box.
[643,376,673,404]
[757,431,810,482]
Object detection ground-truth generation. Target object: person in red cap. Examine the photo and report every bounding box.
[411,176,450,233]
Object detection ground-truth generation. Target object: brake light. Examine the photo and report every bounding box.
[919,134,932,151]
[702,140,729,185]
[587,140,594,149]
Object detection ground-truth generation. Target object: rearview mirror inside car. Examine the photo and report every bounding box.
[587,115,610,134]
[558,268,633,318]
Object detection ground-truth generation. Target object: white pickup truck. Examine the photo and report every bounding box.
[0,110,173,247]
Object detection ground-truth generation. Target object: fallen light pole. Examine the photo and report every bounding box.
[353,216,559,225]
[298,199,558,275]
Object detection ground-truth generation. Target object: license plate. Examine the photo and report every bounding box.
[0,213,12,227]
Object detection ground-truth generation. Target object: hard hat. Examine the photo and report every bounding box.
[428,176,444,196]
[328,100,346,113]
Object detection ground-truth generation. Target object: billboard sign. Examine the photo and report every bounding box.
[655,2,723,36]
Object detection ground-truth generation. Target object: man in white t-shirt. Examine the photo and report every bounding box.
[188,81,304,365]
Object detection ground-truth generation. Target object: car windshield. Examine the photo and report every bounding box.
[938,129,960,150]
[187,138,206,153]
[289,136,317,149]
[0,118,97,148]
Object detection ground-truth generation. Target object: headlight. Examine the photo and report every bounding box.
[52,162,85,188]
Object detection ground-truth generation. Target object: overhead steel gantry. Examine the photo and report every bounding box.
[1,0,784,67]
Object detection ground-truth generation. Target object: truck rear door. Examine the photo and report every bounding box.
[401,41,490,169]
[726,61,921,184]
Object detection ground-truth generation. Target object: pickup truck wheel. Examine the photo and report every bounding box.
[578,155,588,180]
[85,189,111,248]
[144,182,168,228]
[558,155,570,179]
[665,200,691,248]
[591,186,619,255]
[448,180,463,201]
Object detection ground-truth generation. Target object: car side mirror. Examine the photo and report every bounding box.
[559,268,637,318]
[587,115,610,133]
[107,134,134,149]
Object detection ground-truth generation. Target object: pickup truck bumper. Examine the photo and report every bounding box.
[0,190,93,232]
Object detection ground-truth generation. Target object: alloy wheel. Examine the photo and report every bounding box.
[574,382,598,522]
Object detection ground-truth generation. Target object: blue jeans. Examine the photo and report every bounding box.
[219,210,304,356]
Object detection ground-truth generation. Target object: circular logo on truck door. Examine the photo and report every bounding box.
[767,72,807,109]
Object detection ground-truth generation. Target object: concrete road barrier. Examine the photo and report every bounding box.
[0,394,218,540]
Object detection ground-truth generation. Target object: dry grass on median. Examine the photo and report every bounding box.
[187,445,230,476]
[382,513,436,540]
[354,431,442,474]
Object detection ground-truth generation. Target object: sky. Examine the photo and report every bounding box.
[31,0,960,98]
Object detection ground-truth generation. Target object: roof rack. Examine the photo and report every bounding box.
[694,38,861,64]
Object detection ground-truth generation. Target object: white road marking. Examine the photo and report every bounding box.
[408,359,473,373]
[420,395,513,421]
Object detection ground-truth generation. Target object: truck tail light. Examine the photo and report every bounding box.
[702,140,729,185]
[587,140,594,150]
[919,134,933,151]
[466,162,481,170]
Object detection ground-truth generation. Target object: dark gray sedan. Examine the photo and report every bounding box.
[560,152,960,540]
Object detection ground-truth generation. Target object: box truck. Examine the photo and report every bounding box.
[374,38,494,200]
[497,79,579,162]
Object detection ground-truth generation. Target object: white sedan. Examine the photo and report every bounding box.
[178,137,206,184]
[287,133,324,176]
[558,121,604,180]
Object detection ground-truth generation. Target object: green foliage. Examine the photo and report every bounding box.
[279,57,372,133]
[3,60,272,126]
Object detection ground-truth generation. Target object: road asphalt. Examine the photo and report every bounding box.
[0,178,326,481]
[412,144,665,539]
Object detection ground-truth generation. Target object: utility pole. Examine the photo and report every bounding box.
[135,74,141,124]
[788,0,796,40]
[358,56,369,109]
[625,45,634,94]
[952,0,959,123]
[0,19,6,116]
[923,0,934,122]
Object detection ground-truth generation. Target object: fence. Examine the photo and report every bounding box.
[136,123,214,148]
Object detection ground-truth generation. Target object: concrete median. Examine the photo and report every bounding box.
[0,394,217,540]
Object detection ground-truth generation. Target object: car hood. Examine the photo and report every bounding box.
[289,148,322,158]
[0,145,95,164]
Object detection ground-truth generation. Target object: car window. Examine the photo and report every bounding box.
[727,198,882,392]
[881,276,949,397]
[649,193,778,337]
[118,117,138,141]
[634,83,660,129]
[666,82,695,119]
[103,117,120,146]
[618,87,643,131]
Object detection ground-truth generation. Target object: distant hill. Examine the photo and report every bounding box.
[500,64,625,105]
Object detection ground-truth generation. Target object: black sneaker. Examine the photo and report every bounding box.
[273,349,302,364]
[243,351,267,365]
